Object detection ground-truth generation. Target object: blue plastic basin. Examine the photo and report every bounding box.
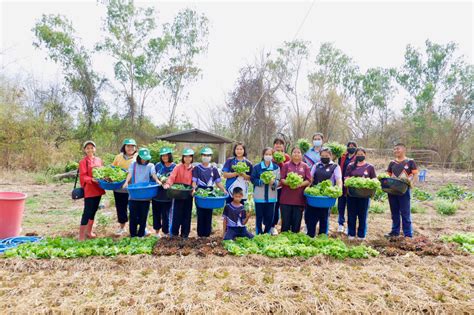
[304,194,337,208]
[127,182,159,200]
[195,194,228,209]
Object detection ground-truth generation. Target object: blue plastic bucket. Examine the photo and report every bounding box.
[127,182,159,200]
[195,194,228,209]
[98,179,126,190]
[304,194,337,208]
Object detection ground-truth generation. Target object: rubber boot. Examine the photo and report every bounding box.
[79,225,87,241]
[86,219,97,239]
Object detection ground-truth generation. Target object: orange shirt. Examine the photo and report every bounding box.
[167,163,194,186]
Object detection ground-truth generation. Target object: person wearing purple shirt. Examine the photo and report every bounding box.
[192,147,227,237]
[280,147,312,233]
[345,148,377,240]
[306,148,343,237]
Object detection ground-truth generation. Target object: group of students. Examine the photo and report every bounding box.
[77,133,417,241]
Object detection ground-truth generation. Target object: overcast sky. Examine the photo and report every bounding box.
[1,0,472,128]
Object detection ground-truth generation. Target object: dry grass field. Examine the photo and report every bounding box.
[0,169,472,313]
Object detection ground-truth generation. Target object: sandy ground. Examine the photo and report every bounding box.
[0,168,473,313]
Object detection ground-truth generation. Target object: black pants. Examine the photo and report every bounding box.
[129,200,150,237]
[280,204,303,233]
[170,198,193,238]
[113,191,129,224]
[347,197,370,238]
[151,200,171,234]
[305,206,330,237]
[81,196,102,225]
[196,206,213,237]
[272,189,282,227]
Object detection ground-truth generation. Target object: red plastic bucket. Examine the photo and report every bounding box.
[0,192,27,239]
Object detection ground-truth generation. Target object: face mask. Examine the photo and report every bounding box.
[321,157,330,164]
[356,156,365,162]
[313,140,322,147]
[202,156,211,163]
[347,147,356,154]
[264,155,273,162]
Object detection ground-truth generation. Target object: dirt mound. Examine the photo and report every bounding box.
[369,236,458,256]
[152,237,228,257]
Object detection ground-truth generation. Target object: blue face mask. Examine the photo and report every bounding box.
[313,140,322,147]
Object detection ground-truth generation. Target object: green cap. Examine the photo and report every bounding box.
[138,148,152,161]
[159,147,173,155]
[200,147,213,155]
[123,138,137,146]
[182,148,194,156]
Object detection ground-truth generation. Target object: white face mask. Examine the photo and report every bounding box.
[313,140,322,147]
[202,156,211,163]
[264,155,273,162]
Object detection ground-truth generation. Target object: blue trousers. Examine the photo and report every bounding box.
[272,189,282,227]
[224,226,254,240]
[305,206,330,237]
[347,197,369,238]
[255,202,275,234]
[337,195,348,225]
[388,189,412,237]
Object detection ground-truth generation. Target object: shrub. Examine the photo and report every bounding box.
[434,200,457,216]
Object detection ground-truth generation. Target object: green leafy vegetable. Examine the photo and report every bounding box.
[159,175,169,184]
[377,173,391,180]
[436,183,473,201]
[3,237,158,259]
[286,172,303,189]
[232,161,250,174]
[93,165,127,183]
[195,188,226,198]
[345,177,380,190]
[223,232,379,259]
[260,171,276,184]
[412,188,432,201]
[273,151,285,163]
[297,138,311,153]
[305,180,342,198]
[170,184,192,190]
[325,142,346,158]
[441,233,474,254]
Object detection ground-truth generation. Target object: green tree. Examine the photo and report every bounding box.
[308,43,358,141]
[396,40,457,147]
[352,67,396,147]
[269,40,310,140]
[97,0,168,125]
[33,14,106,137]
[162,8,209,131]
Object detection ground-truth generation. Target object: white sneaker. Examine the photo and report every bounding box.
[114,228,126,236]
[144,228,150,236]
[154,233,161,239]
[271,227,279,236]
[357,237,366,241]
[348,236,355,240]
[302,226,307,233]
[337,225,345,233]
